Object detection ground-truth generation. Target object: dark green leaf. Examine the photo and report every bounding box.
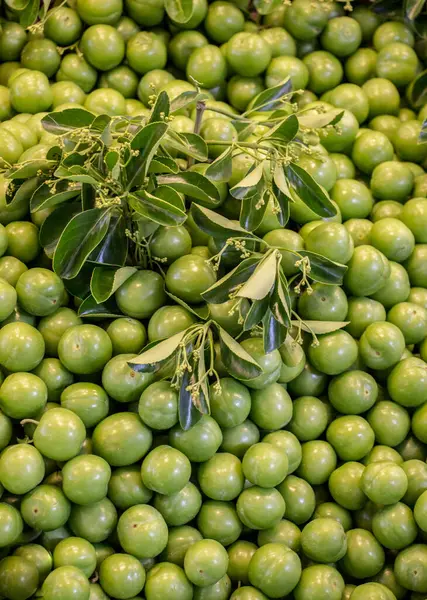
[81,183,96,211]
[62,152,86,168]
[218,327,262,381]
[230,162,264,200]
[285,162,337,218]
[243,296,271,331]
[53,208,111,279]
[165,0,194,23]
[30,180,80,213]
[166,290,210,319]
[205,147,232,182]
[270,274,291,328]
[272,184,290,228]
[240,186,268,232]
[179,369,203,430]
[263,309,287,353]
[158,172,220,205]
[299,250,347,285]
[126,121,168,188]
[405,0,426,21]
[39,201,82,259]
[202,257,259,304]
[408,69,427,109]
[266,114,299,143]
[42,108,95,135]
[129,188,187,226]
[91,266,137,304]
[164,131,208,161]
[63,262,93,300]
[129,330,187,373]
[78,295,123,319]
[237,251,278,300]
[87,209,127,267]
[46,146,62,161]
[190,203,256,240]
[254,0,282,13]
[244,78,292,114]
[148,156,179,174]
[149,91,170,123]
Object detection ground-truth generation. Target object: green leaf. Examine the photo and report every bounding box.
[202,257,259,304]
[53,208,111,279]
[405,0,426,21]
[218,327,262,381]
[6,176,40,208]
[190,203,256,240]
[237,251,278,300]
[78,295,123,319]
[291,320,349,334]
[230,161,264,200]
[129,330,187,372]
[263,309,287,353]
[158,172,220,206]
[39,201,82,259]
[170,91,202,114]
[179,369,203,430]
[205,147,232,183]
[244,79,292,114]
[148,156,179,174]
[165,0,194,23]
[298,109,344,129]
[19,0,39,27]
[266,114,299,143]
[285,162,337,218]
[164,131,208,161]
[129,187,187,226]
[299,250,347,285]
[87,209,127,267]
[134,215,160,239]
[254,0,283,13]
[127,121,169,189]
[166,290,210,320]
[105,151,119,171]
[149,91,170,124]
[91,266,137,304]
[6,159,56,180]
[54,166,99,185]
[30,180,81,213]
[42,108,95,135]
[408,69,427,109]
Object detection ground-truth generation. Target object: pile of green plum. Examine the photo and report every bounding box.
[0,1,426,600]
